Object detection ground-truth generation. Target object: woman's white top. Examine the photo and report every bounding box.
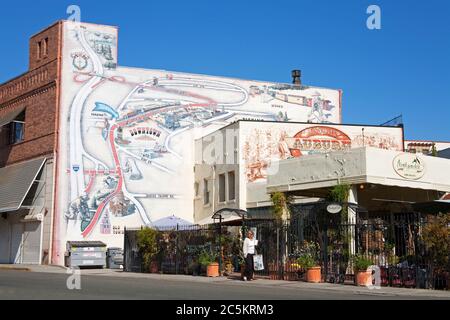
[243,238,259,258]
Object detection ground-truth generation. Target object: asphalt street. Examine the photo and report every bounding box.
[1,269,449,300]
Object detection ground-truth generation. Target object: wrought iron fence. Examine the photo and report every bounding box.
[124,209,450,290]
[244,208,449,290]
[124,224,242,276]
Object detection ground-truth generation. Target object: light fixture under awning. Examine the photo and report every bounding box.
[0,106,26,128]
[0,157,46,213]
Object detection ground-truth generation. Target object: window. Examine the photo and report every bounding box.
[0,110,25,146]
[37,41,42,59]
[194,182,199,197]
[10,121,25,144]
[219,174,226,203]
[228,171,236,201]
[44,38,49,56]
[11,111,25,144]
[203,179,210,205]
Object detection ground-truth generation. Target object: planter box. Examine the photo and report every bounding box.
[356,271,373,287]
[207,263,219,277]
[306,267,321,283]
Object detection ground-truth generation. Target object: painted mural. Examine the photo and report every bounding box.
[241,123,404,183]
[53,21,342,263]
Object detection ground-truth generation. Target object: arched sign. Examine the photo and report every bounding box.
[393,154,425,180]
[289,126,352,158]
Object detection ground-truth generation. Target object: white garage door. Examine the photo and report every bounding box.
[22,222,42,264]
[10,223,23,264]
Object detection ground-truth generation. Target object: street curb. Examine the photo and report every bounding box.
[0,266,31,272]
[48,264,69,271]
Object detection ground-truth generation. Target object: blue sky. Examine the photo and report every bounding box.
[0,0,449,141]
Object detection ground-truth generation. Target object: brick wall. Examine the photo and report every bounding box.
[0,21,62,167]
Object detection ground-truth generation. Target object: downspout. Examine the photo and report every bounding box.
[49,21,63,265]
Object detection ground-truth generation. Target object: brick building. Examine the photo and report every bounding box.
[0,22,62,264]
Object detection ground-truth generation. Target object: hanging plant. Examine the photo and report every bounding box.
[271,192,289,221]
[327,183,351,222]
[328,184,351,203]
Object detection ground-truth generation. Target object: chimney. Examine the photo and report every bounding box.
[291,69,302,86]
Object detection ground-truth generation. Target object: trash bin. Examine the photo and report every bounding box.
[107,247,124,269]
[65,241,107,268]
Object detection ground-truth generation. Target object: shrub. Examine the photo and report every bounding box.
[421,214,450,270]
[296,241,320,269]
[198,250,218,267]
[297,254,318,270]
[137,227,160,271]
[352,254,373,272]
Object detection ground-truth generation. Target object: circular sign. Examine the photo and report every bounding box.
[393,154,425,180]
[327,204,343,214]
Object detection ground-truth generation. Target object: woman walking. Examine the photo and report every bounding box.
[243,230,258,281]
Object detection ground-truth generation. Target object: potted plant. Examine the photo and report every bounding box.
[352,254,373,286]
[296,242,321,283]
[199,250,219,277]
[136,227,160,273]
[297,254,321,283]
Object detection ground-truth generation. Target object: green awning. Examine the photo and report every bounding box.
[0,157,46,213]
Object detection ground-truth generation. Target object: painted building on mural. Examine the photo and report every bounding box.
[193,120,404,223]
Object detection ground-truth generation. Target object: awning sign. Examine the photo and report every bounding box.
[393,154,425,180]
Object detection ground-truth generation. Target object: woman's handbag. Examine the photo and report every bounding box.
[253,254,264,271]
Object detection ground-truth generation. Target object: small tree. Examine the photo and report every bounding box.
[137,227,160,271]
[422,214,450,270]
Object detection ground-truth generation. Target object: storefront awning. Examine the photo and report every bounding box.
[412,200,450,214]
[196,208,248,226]
[0,107,26,128]
[0,157,46,213]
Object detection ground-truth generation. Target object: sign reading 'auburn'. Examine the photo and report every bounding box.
[287,126,352,157]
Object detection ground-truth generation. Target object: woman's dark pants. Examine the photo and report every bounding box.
[244,254,254,280]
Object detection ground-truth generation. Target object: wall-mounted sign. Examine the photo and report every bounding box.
[327,204,343,214]
[393,154,425,180]
[288,126,352,157]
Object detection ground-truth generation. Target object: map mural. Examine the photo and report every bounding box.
[53,22,342,262]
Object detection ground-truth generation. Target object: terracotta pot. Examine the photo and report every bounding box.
[356,270,373,287]
[306,267,322,283]
[150,261,159,274]
[207,263,220,277]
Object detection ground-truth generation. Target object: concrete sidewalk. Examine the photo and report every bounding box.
[2,264,449,299]
[79,270,450,299]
